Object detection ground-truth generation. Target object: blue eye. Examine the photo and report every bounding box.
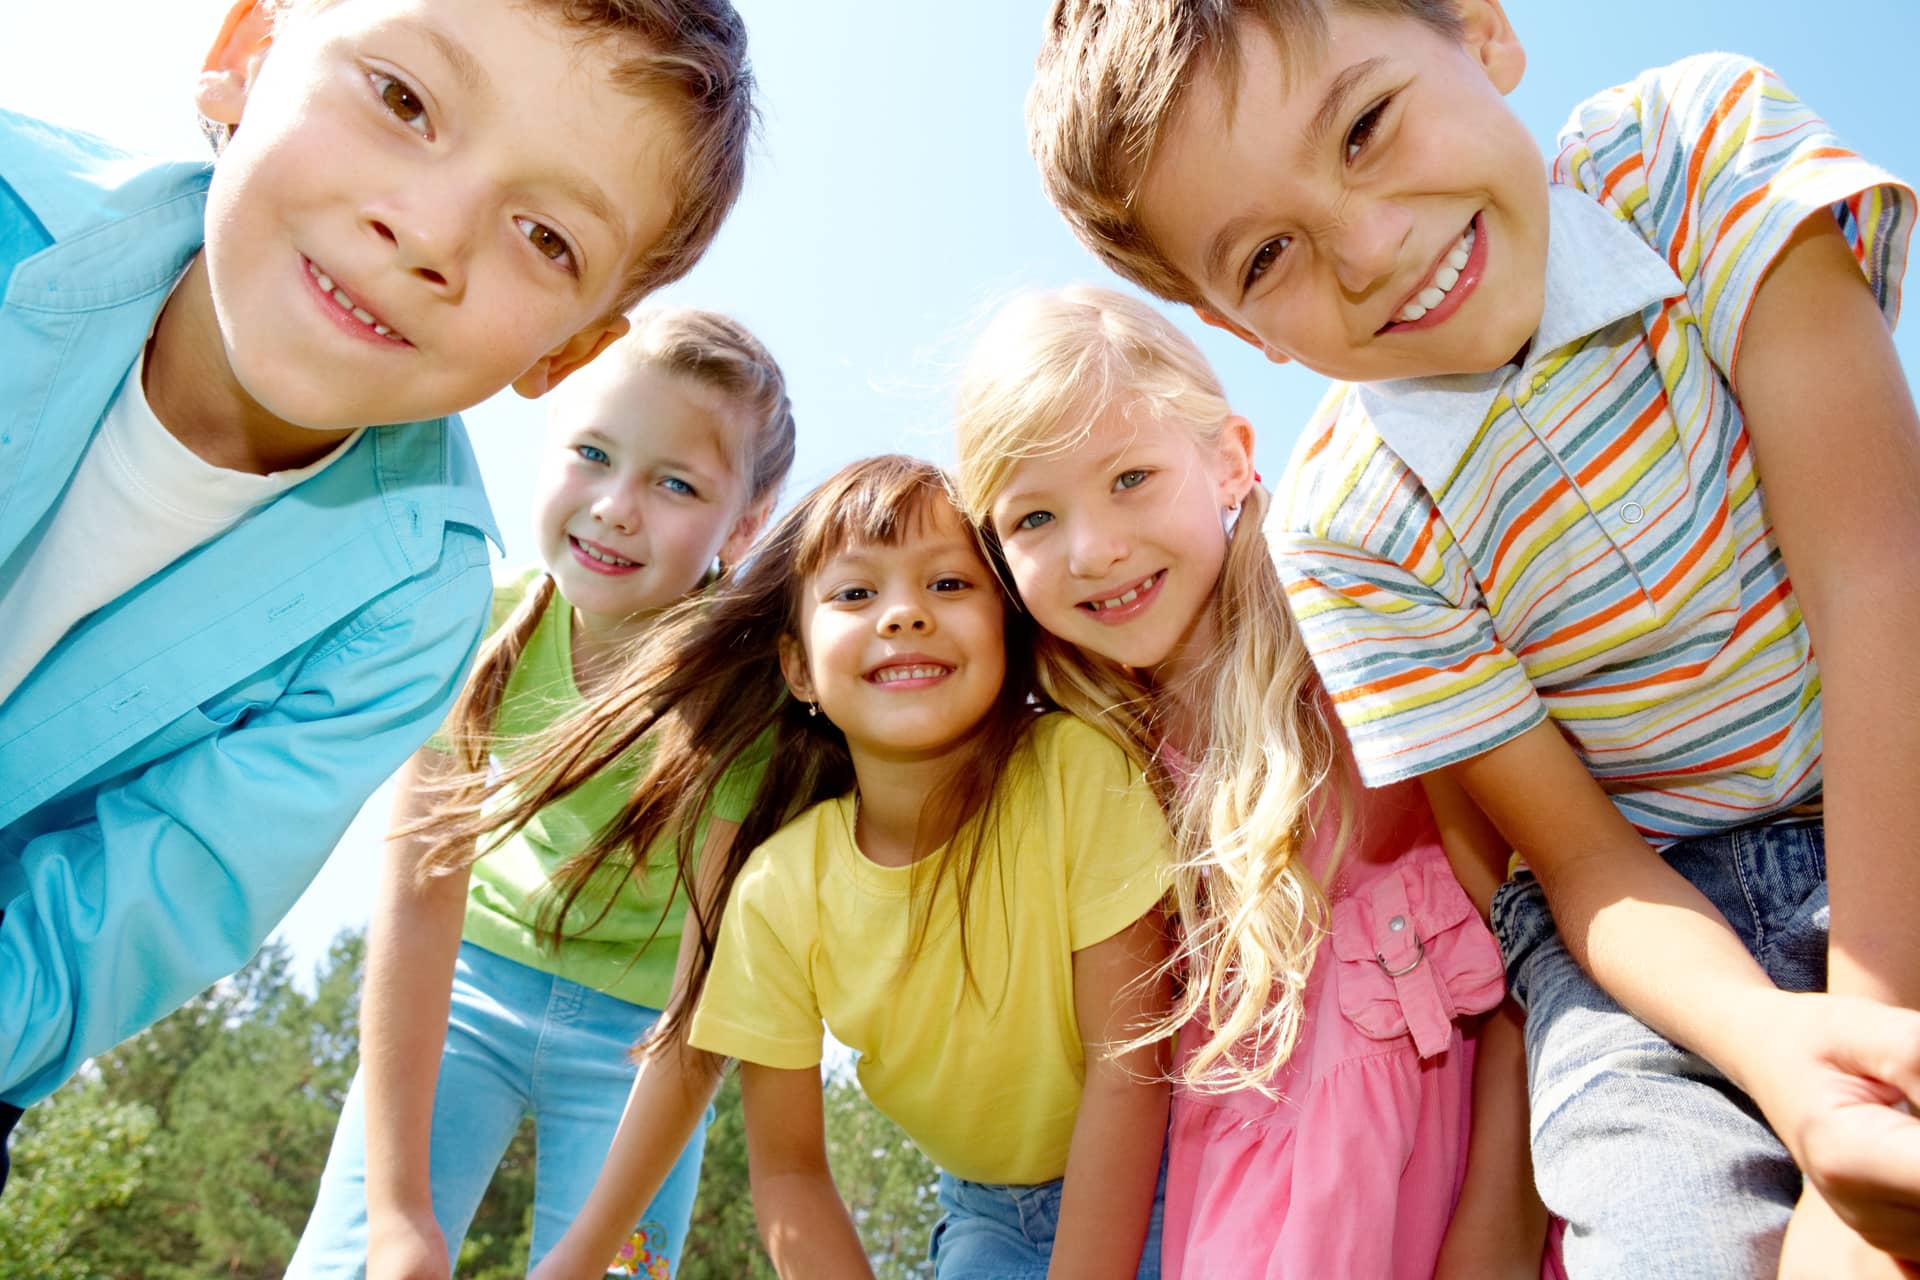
[1015,511,1053,531]
[575,444,609,465]
[661,476,697,497]
[1115,469,1149,491]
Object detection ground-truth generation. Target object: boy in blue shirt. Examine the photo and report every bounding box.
[0,0,758,1188]
[1027,1,1920,1275]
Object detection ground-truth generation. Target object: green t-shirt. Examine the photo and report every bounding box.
[453,571,764,1008]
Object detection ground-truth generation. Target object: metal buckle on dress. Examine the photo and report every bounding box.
[1375,934,1425,978]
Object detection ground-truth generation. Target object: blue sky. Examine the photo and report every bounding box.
[3,0,1916,980]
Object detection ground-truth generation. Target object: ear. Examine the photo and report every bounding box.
[1194,307,1292,366]
[717,490,777,570]
[1454,0,1526,95]
[776,632,815,706]
[195,0,277,127]
[1214,414,1259,506]
[512,314,632,399]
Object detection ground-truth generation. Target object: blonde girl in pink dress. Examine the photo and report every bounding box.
[953,285,1557,1279]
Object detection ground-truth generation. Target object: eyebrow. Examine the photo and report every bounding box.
[1304,56,1388,157]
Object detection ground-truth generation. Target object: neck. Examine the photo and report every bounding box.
[568,604,661,699]
[1147,604,1220,754]
[846,739,974,869]
[143,255,357,474]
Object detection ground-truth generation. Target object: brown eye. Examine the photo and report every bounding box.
[371,73,429,133]
[514,217,577,271]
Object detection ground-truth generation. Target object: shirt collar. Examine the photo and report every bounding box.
[1358,183,1685,491]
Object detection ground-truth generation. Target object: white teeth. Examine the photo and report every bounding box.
[576,540,636,567]
[874,665,946,684]
[307,261,399,339]
[1394,224,1476,325]
[1089,572,1157,611]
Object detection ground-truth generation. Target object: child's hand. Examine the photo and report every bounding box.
[1745,993,1920,1260]
[366,1205,451,1280]
[1780,1186,1920,1280]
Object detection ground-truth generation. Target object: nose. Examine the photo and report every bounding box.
[366,183,477,298]
[1066,516,1128,580]
[591,482,643,535]
[1327,197,1411,297]
[877,595,932,636]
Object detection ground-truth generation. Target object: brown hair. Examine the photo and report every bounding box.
[253,0,758,309]
[422,456,1046,1050]
[1028,0,1462,304]
[439,305,794,809]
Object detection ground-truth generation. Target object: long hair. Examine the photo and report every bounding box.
[421,455,1044,1050]
[437,306,795,791]
[953,285,1344,1094]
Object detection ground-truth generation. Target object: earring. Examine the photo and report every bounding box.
[807,701,819,718]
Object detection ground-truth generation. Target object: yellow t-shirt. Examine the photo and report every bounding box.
[688,713,1172,1185]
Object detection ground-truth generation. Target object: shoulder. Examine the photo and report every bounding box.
[1554,53,1777,188]
[0,107,211,245]
[1272,385,1433,559]
[1022,712,1139,790]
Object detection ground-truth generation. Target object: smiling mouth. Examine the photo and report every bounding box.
[1080,570,1163,614]
[571,535,639,569]
[1381,216,1479,331]
[305,259,407,343]
[868,662,953,685]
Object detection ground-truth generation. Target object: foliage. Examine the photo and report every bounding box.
[0,932,941,1278]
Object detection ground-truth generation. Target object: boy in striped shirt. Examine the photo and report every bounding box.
[1027,1,1918,1274]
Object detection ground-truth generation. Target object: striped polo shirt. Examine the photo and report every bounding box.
[1269,53,1913,844]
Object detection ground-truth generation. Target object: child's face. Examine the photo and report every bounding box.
[783,503,1008,765]
[988,399,1253,676]
[534,364,765,633]
[1135,2,1549,383]
[193,0,683,430]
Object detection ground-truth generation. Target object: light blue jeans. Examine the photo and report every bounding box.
[1493,818,1827,1279]
[928,1149,1167,1278]
[287,942,708,1278]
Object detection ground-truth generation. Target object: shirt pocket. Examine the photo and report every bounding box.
[1329,855,1505,1059]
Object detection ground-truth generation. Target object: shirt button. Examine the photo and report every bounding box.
[1620,501,1645,525]
[1531,373,1550,394]
[1388,915,1407,933]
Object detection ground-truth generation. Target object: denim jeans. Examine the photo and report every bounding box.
[1492,819,1827,1279]
[287,942,708,1278]
[928,1148,1167,1279]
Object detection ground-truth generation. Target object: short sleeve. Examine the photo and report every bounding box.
[1043,717,1173,950]
[1554,53,1913,376]
[687,839,825,1069]
[1268,421,1546,787]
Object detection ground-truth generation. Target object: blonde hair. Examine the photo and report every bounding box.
[953,285,1344,1093]
[254,0,758,310]
[439,306,794,811]
[1027,0,1462,304]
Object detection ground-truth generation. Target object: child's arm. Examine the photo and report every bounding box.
[1448,722,1920,1256]
[739,1061,874,1279]
[529,821,740,1280]
[1422,773,1550,1280]
[1433,1000,1549,1280]
[360,748,469,1280]
[1723,207,1920,1268]
[1051,910,1172,1280]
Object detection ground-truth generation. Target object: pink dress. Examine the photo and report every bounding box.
[1162,777,1506,1279]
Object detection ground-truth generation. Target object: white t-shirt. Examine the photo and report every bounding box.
[0,355,360,705]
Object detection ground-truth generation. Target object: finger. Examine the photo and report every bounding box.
[1825,1000,1920,1105]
